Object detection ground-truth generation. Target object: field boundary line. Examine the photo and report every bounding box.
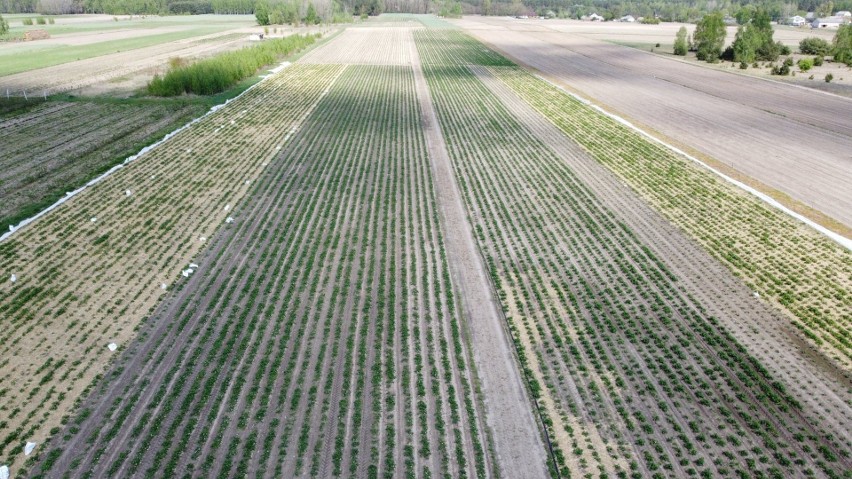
[0,60,296,244]
[517,69,852,251]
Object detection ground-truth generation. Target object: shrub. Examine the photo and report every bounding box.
[694,12,726,62]
[36,17,46,24]
[771,63,790,75]
[168,1,213,14]
[825,72,833,82]
[255,0,269,25]
[813,55,823,66]
[0,14,8,35]
[799,37,831,55]
[674,26,688,56]
[797,58,813,71]
[641,17,661,24]
[49,17,54,24]
[23,18,34,25]
[834,24,852,66]
[147,34,319,96]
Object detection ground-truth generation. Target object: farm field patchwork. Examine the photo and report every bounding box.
[414,27,851,478]
[0,15,849,479]
[0,98,207,232]
[30,63,493,479]
[0,15,283,95]
[0,63,343,472]
[456,16,852,233]
[489,66,852,372]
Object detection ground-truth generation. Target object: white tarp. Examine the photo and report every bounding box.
[0,464,9,479]
[107,343,118,352]
[9,274,15,283]
[24,442,36,456]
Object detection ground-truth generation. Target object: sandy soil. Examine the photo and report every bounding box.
[410,43,549,478]
[301,26,418,65]
[456,16,852,232]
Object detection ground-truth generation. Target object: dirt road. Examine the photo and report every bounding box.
[410,43,550,478]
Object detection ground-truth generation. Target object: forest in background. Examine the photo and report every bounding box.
[2,0,851,27]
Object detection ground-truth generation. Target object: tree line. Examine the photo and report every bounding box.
[673,10,852,74]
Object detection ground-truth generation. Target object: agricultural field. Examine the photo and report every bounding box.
[455,15,852,235]
[0,15,315,95]
[415,27,851,478]
[0,98,206,232]
[0,13,850,479]
[0,62,344,474]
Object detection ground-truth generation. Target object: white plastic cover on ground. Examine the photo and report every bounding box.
[9,274,15,283]
[0,464,8,479]
[0,61,296,244]
[533,73,852,252]
[23,442,36,456]
[107,343,117,352]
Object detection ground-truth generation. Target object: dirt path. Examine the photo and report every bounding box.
[409,44,549,478]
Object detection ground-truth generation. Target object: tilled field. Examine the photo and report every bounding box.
[31,63,494,479]
[457,16,852,232]
[0,63,343,473]
[0,100,206,231]
[414,28,851,478]
[300,26,415,65]
[2,16,850,479]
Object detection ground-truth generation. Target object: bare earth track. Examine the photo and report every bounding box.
[410,41,550,478]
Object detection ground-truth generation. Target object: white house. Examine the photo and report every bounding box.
[585,13,604,21]
[812,16,846,28]
[619,15,636,22]
[788,15,807,26]
[836,11,852,17]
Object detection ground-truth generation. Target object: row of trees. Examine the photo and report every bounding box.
[481,0,852,22]
[679,12,852,67]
